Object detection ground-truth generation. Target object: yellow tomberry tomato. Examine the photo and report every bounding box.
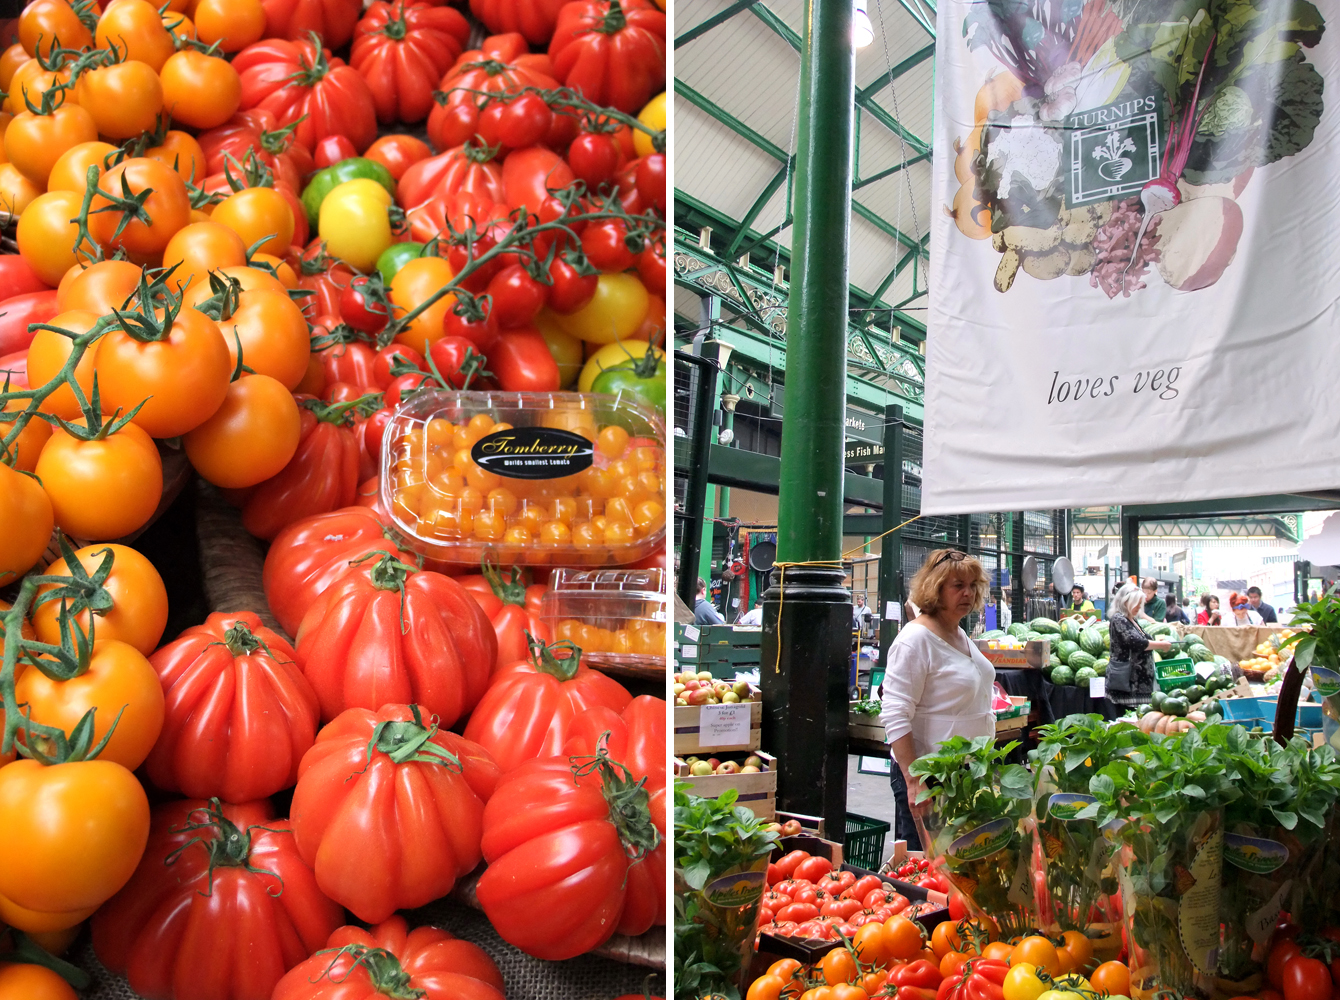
[633,91,666,158]
[553,273,650,345]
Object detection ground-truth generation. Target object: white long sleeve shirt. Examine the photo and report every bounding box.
[879,623,996,758]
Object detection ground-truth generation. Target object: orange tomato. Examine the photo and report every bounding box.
[89,158,191,259]
[94,304,232,438]
[35,417,163,540]
[0,162,40,215]
[5,57,70,115]
[16,190,83,285]
[26,310,100,419]
[211,187,294,258]
[1058,930,1092,972]
[0,44,29,91]
[19,0,94,58]
[820,947,858,986]
[1010,936,1060,977]
[95,0,175,71]
[1090,961,1130,997]
[74,59,164,140]
[250,253,298,288]
[747,975,791,1000]
[941,951,971,979]
[57,259,143,313]
[46,140,120,194]
[3,103,98,188]
[192,0,264,51]
[2,396,52,472]
[14,638,166,770]
[216,288,311,389]
[0,961,78,1000]
[931,920,964,959]
[883,914,925,961]
[33,543,168,655]
[144,129,206,185]
[159,49,240,129]
[390,256,455,354]
[852,921,889,967]
[0,459,54,583]
[983,941,1016,963]
[183,373,301,488]
[161,220,247,293]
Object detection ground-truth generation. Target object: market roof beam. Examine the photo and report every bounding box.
[747,3,930,154]
[675,79,788,161]
[863,238,929,310]
[673,0,761,48]
[671,440,885,507]
[854,43,934,102]
[894,0,936,37]
[727,165,791,256]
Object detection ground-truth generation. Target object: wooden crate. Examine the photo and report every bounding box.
[975,638,1050,669]
[848,705,884,742]
[674,751,776,821]
[673,700,762,754]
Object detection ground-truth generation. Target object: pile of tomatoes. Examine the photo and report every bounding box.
[1264,925,1340,1000]
[748,905,1135,1000]
[0,0,668,994]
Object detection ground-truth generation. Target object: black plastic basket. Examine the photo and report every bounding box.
[844,812,892,870]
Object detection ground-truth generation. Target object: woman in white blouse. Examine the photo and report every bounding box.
[880,549,995,850]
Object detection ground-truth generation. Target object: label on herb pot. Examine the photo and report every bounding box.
[470,427,594,479]
[1047,793,1098,822]
[1310,666,1340,699]
[703,868,767,908]
[1223,833,1289,874]
[1246,878,1294,946]
[1177,827,1223,977]
[947,817,1015,862]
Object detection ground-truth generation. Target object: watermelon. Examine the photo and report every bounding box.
[1027,631,1047,643]
[1056,640,1080,662]
[1078,629,1104,656]
[1094,656,1108,676]
[1074,667,1096,685]
[1059,619,1081,643]
[1008,623,1030,640]
[1148,622,1172,637]
[1190,644,1215,663]
[1103,631,1111,650]
[1030,618,1061,635]
[1050,665,1074,686]
[1069,651,1096,673]
[981,629,1005,640]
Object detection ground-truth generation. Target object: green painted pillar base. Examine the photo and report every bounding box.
[761,565,851,839]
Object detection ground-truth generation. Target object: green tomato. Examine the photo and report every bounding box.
[376,241,426,285]
[301,158,396,227]
[590,342,666,417]
[320,185,393,273]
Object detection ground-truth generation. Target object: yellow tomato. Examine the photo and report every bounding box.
[534,310,583,388]
[578,339,664,392]
[553,273,649,345]
[1003,963,1045,1000]
[319,181,393,273]
[633,91,666,158]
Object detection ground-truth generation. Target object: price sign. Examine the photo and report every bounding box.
[1089,676,1106,698]
[681,644,698,659]
[699,704,751,746]
[682,624,700,641]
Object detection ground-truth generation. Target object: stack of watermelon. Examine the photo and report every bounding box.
[1019,616,1111,686]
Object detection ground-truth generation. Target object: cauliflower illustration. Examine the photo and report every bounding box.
[985,116,1063,201]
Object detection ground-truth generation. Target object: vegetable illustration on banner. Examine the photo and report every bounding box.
[948,0,1325,299]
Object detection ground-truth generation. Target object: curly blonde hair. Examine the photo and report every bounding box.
[907,549,989,615]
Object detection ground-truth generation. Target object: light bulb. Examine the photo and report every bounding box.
[853,0,874,48]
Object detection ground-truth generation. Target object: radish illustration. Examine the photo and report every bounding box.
[1125,32,1217,274]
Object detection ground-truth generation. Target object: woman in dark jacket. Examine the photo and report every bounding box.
[1107,582,1174,710]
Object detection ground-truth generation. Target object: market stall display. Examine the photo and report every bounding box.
[0,0,666,994]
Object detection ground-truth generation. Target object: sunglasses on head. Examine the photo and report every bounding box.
[932,550,967,567]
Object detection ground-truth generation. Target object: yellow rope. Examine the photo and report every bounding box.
[769,514,925,671]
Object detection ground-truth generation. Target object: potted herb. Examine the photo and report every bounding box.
[1280,584,1340,752]
[1205,727,1340,985]
[1082,728,1239,1000]
[1029,714,1148,955]
[673,781,778,999]
[908,735,1036,939]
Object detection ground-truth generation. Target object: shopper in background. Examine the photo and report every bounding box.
[1246,587,1278,623]
[880,549,994,852]
[1141,578,1166,622]
[1165,596,1189,624]
[694,578,725,626]
[1070,585,1095,613]
[1197,594,1221,625]
[1108,582,1173,711]
[1225,591,1264,627]
[736,596,764,626]
[1183,595,1197,621]
[853,593,874,630]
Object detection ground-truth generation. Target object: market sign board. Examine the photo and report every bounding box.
[923,0,1337,513]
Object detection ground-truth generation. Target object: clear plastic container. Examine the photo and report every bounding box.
[541,568,667,669]
[381,390,666,566]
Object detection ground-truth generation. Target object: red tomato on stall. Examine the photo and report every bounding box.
[398,142,507,210]
[352,1,470,124]
[296,245,353,319]
[561,694,666,786]
[197,109,315,197]
[502,146,576,216]
[455,561,549,669]
[469,0,569,46]
[294,553,497,725]
[548,0,666,114]
[272,916,506,1000]
[290,704,501,923]
[490,327,561,391]
[261,0,364,49]
[312,133,357,169]
[92,799,344,1000]
[240,397,366,541]
[263,506,418,637]
[145,613,321,803]
[427,33,560,152]
[234,37,378,153]
[476,745,664,958]
[462,640,630,772]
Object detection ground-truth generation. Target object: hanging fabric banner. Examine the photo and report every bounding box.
[922,0,1336,514]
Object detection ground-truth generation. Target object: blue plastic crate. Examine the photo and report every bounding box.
[1220,697,1266,721]
[1298,703,1323,728]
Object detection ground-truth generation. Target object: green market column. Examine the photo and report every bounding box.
[759,0,856,840]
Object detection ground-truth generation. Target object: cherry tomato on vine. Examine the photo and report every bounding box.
[547,253,600,314]
[341,273,391,333]
[582,218,637,272]
[89,158,191,259]
[371,343,424,388]
[568,132,621,190]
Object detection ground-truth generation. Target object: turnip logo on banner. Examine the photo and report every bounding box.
[923,0,1336,514]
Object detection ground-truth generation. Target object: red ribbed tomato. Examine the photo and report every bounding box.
[234,37,378,153]
[272,916,505,1000]
[470,0,568,46]
[405,187,507,246]
[351,1,470,124]
[426,33,559,151]
[290,704,500,923]
[501,145,575,216]
[476,746,665,958]
[294,554,496,725]
[146,613,320,803]
[197,109,315,197]
[263,507,417,637]
[261,0,364,51]
[462,640,630,772]
[295,243,353,320]
[562,694,667,786]
[455,561,550,669]
[240,397,365,541]
[549,0,666,114]
[397,142,505,210]
[92,799,344,1000]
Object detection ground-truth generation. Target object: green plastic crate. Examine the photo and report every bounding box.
[844,812,891,870]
